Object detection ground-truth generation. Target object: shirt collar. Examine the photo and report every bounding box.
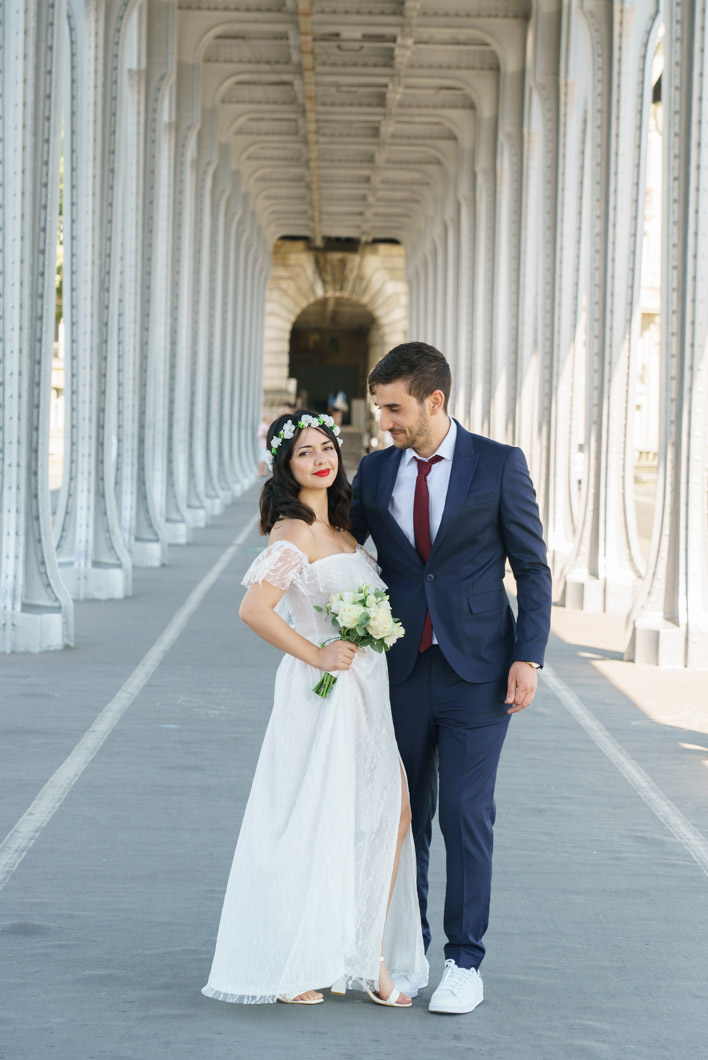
[403,417,457,467]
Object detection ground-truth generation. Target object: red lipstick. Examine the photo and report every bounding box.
[314,469,331,477]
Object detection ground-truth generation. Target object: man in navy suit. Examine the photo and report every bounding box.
[350,343,552,1014]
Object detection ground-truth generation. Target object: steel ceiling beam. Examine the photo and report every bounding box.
[294,0,323,246]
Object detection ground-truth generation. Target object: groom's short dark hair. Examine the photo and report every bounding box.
[368,342,451,409]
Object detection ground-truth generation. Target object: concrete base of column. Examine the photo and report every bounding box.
[687,629,708,670]
[204,497,224,517]
[233,472,257,495]
[185,507,207,529]
[627,619,708,669]
[564,573,604,612]
[564,572,637,614]
[131,540,168,567]
[164,520,192,545]
[58,564,130,601]
[627,618,684,667]
[3,609,68,653]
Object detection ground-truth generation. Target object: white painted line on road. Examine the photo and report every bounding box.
[0,514,258,892]
[543,663,708,878]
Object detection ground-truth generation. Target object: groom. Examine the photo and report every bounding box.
[350,343,552,1014]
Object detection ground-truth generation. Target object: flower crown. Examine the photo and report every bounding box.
[264,413,343,472]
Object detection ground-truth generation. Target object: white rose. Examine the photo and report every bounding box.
[337,602,366,628]
[366,607,396,639]
[328,594,344,613]
[384,626,404,647]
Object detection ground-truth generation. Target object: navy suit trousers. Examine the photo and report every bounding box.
[390,646,511,971]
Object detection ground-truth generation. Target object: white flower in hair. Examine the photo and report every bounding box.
[332,424,341,436]
[272,435,283,449]
[321,414,335,428]
[337,437,344,447]
[281,420,296,439]
[264,450,274,471]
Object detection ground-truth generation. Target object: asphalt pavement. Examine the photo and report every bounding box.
[1,488,707,1060]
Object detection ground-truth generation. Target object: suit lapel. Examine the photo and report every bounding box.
[376,444,403,508]
[375,445,421,562]
[430,422,480,557]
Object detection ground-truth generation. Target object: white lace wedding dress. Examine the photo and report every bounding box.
[202,541,428,1004]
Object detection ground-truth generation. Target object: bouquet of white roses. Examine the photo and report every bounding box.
[313,584,405,698]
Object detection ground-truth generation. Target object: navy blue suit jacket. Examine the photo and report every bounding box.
[349,421,552,686]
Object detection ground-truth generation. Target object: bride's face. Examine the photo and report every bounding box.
[289,427,339,490]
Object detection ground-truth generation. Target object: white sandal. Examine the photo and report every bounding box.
[333,958,412,1008]
[277,991,324,1005]
[365,958,412,1008]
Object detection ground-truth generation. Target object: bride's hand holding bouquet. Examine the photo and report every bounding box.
[313,584,405,698]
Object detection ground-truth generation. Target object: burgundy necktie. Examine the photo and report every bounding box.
[413,455,443,652]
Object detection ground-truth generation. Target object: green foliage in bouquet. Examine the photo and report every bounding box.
[312,584,405,698]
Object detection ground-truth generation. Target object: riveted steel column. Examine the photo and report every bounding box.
[187,111,218,523]
[454,147,475,428]
[562,1,659,613]
[237,211,258,481]
[228,206,249,490]
[203,149,232,510]
[471,113,496,437]
[627,0,708,666]
[0,0,74,650]
[166,60,201,536]
[53,0,133,601]
[132,0,177,561]
[113,2,148,559]
[516,1,561,531]
[219,184,242,495]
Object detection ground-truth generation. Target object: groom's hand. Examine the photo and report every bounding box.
[505,661,537,713]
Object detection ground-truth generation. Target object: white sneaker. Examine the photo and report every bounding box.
[390,970,429,1000]
[428,960,484,1014]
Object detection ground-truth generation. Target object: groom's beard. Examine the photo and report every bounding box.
[390,409,434,453]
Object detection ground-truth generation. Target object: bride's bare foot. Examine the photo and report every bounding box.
[377,960,411,1006]
[277,989,324,1004]
[294,990,323,1002]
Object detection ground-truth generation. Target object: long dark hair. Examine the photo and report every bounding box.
[259,410,352,535]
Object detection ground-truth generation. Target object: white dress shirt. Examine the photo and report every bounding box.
[388,417,457,548]
[388,418,457,644]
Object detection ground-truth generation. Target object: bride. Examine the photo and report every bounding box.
[202,411,427,1007]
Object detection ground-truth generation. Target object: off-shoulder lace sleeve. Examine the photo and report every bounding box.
[241,540,308,591]
[358,546,382,576]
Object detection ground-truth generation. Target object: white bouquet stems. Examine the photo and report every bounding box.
[313,584,405,699]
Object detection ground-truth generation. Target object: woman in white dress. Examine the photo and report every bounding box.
[202,411,427,1007]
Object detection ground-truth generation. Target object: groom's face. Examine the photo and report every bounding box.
[372,381,433,452]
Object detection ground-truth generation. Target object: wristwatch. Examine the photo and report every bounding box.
[525,661,541,670]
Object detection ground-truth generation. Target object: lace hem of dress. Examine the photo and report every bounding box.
[202,985,279,1005]
[201,976,372,1006]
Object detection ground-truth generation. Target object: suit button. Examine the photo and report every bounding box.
[425,574,435,582]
